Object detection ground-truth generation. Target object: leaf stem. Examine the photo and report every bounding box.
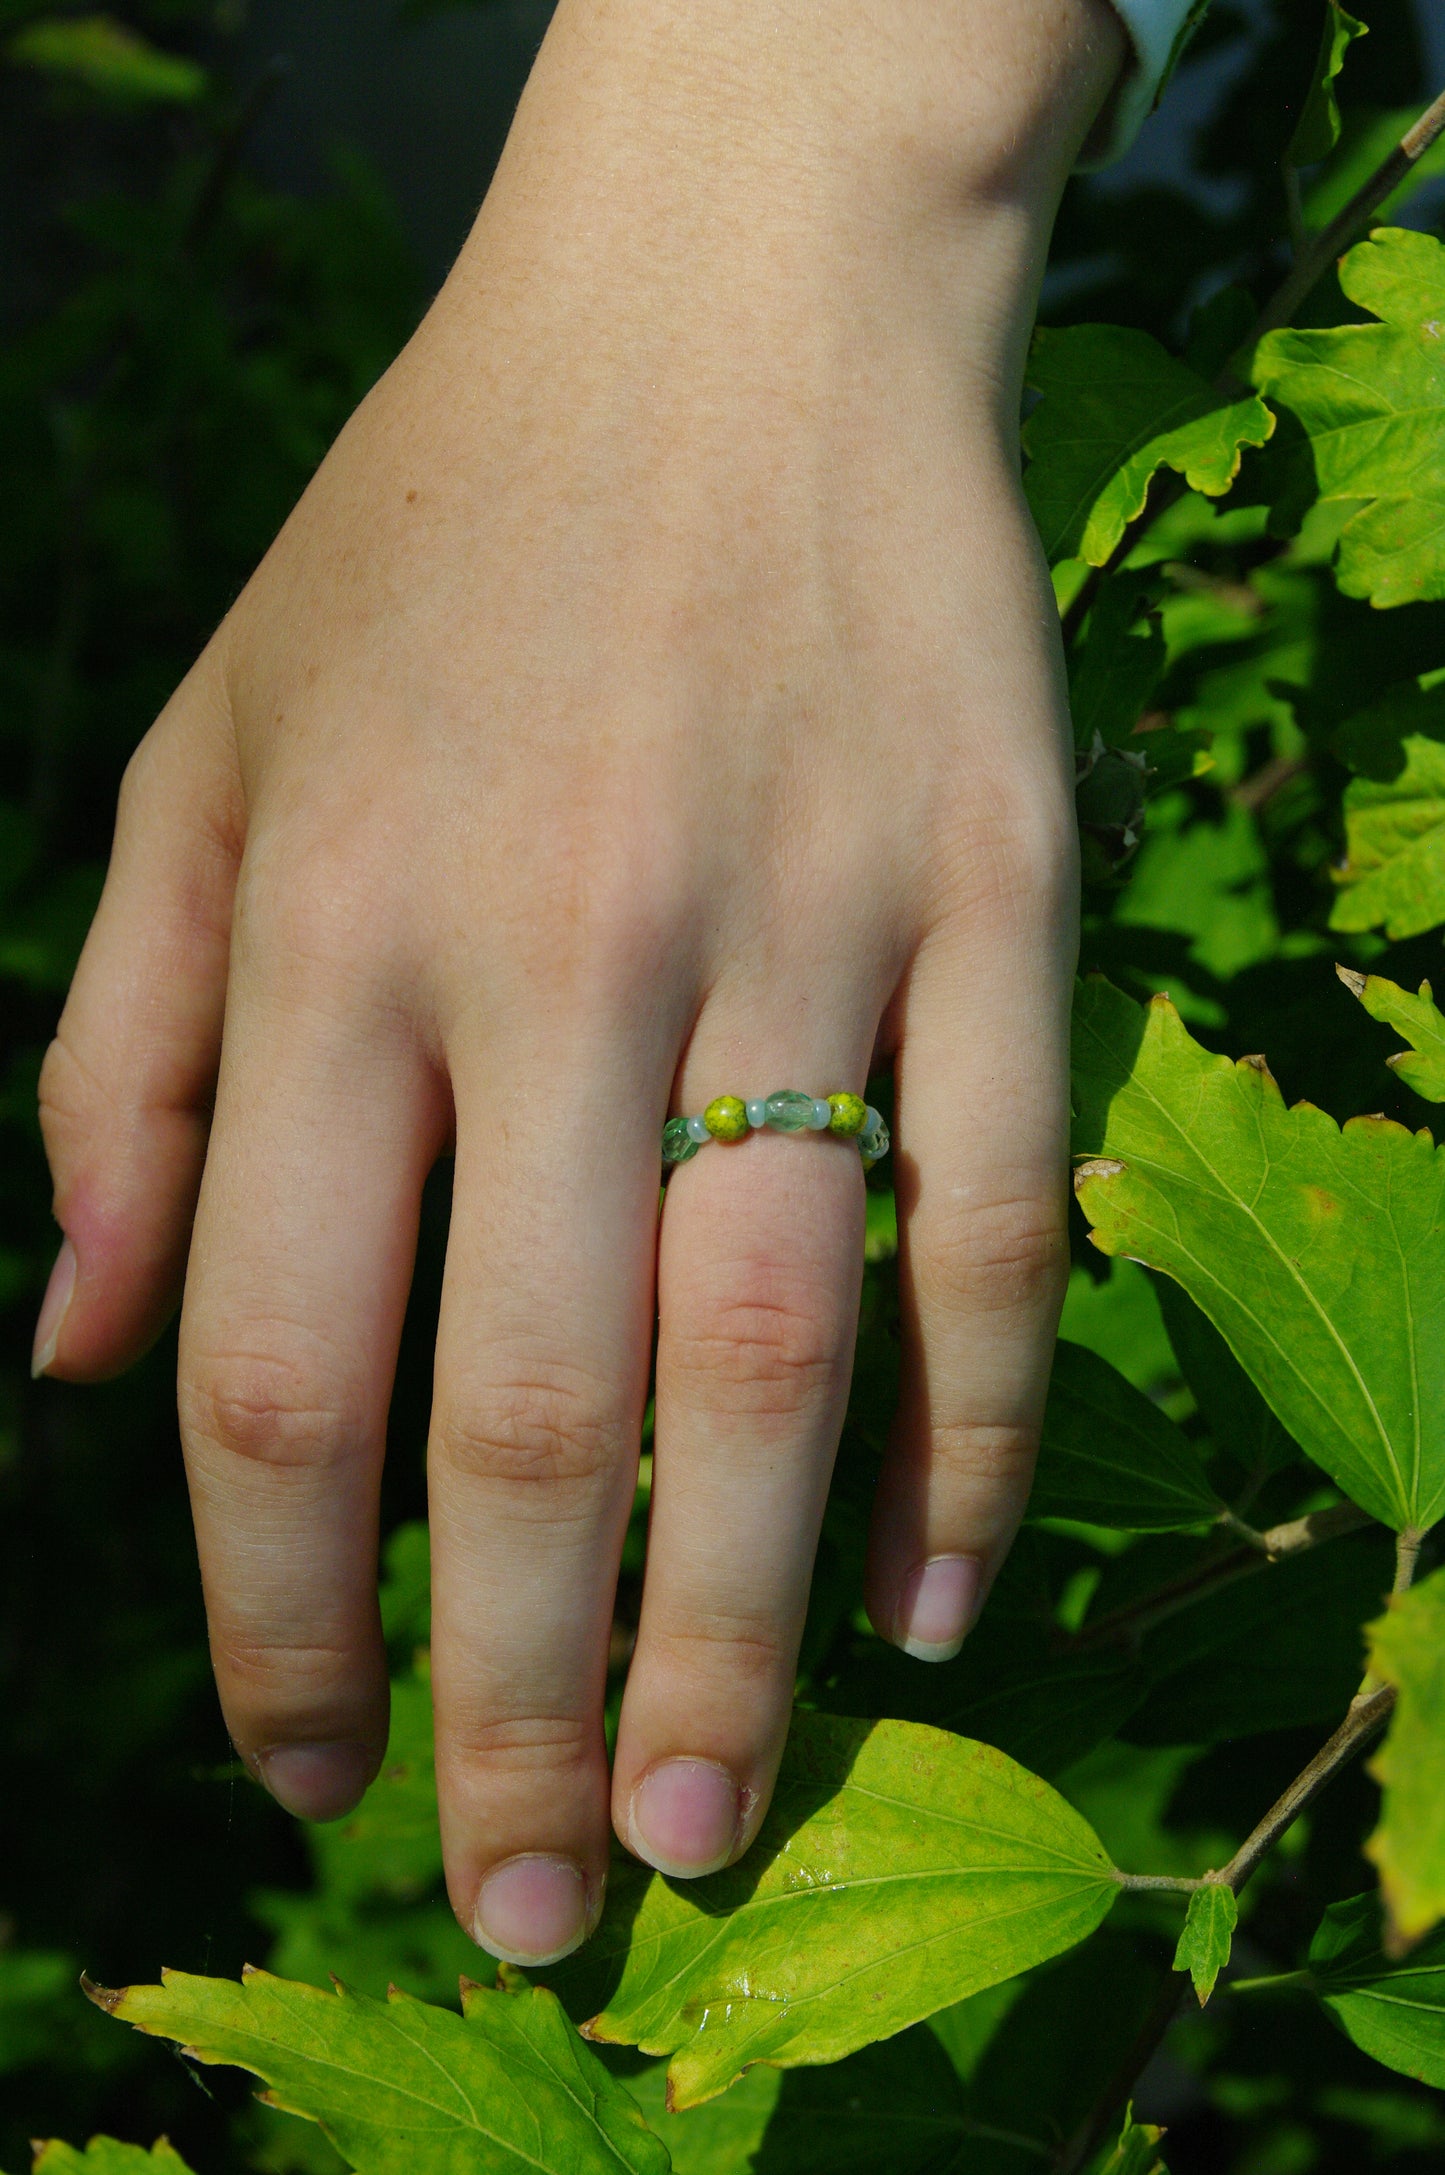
[1248,82,1445,344]
[1227,1969,1311,1996]
[1393,1526,1423,1594]
[1116,1873,1204,1893]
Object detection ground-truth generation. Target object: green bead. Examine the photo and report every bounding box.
[662,1116,701,1166]
[860,1114,891,1168]
[765,1090,814,1132]
[704,1094,749,1141]
[827,1092,868,1138]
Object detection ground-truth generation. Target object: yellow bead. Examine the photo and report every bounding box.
[827,1092,868,1138]
[704,1094,749,1141]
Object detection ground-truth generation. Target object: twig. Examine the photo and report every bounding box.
[1062,1539,1260,1655]
[1216,1682,1395,1894]
[1249,83,1445,344]
[1054,1683,1396,2171]
[1393,1526,1423,1594]
[1220,1502,1375,1559]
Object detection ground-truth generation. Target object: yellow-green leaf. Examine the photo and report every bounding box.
[1091,2108,1169,2175]
[1330,737,1445,938]
[1172,1882,1237,2005]
[1365,1568,1445,1947]
[1031,1339,1222,1530]
[1071,974,1445,1532]
[32,2148,195,2175]
[89,1968,668,2175]
[1338,967,1445,1101]
[569,1712,1119,2107]
[1307,1891,1445,2086]
[1252,230,1445,608]
[1024,325,1273,566]
[6,16,206,102]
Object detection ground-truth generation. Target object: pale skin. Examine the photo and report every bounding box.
[33,0,1128,1965]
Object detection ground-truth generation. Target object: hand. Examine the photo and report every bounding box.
[34,0,1125,1963]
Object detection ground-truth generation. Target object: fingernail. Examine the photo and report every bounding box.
[473,1854,591,1966]
[893,1554,984,1661]
[627,1758,740,1878]
[31,1237,77,1378]
[256,1742,375,1822]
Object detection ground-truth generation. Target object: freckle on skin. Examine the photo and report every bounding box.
[406,488,419,503]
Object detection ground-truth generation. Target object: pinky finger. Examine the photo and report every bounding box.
[35,650,242,1380]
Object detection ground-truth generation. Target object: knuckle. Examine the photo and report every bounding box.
[665,1280,843,1417]
[180,1346,360,1470]
[445,1710,594,1783]
[239,822,400,985]
[432,1370,621,1501]
[36,1029,96,1169]
[927,1415,1040,1492]
[215,1631,361,1705]
[935,781,1078,929]
[908,1190,1067,1317]
[647,1610,790,1692]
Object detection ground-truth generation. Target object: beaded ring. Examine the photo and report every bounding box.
[662,1091,890,1172]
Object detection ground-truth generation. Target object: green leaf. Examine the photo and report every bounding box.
[1024,325,1273,566]
[1364,1568,1445,1947]
[1252,230,1445,608]
[1307,1891,1445,2087]
[1090,2107,1168,2175]
[1071,973,1445,1532]
[31,2147,195,2175]
[563,1713,1118,2107]
[6,16,207,102]
[1338,967,1445,1101]
[1172,1882,1237,2005]
[1329,674,1445,779]
[1067,572,1168,751]
[1153,1278,1299,1478]
[91,1967,669,2175]
[1030,1339,1222,1531]
[1330,738,1445,938]
[1286,0,1367,168]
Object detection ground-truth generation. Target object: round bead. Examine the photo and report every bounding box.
[704,1094,749,1142]
[827,1091,868,1138]
[685,1114,711,1144]
[745,1099,768,1129]
[807,1099,833,1130]
[662,1116,700,1166]
[765,1089,814,1132]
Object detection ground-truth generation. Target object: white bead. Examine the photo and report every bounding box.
[807,1099,832,1129]
[686,1114,711,1144]
[745,1099,768,1128]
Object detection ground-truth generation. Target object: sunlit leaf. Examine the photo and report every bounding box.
[1172,1882,1237,2005]
[1024,325,1273,566]
[1286,0,1366,168]
[1071,974,1445,1532]
[1307,1892,1445,2087]
[31,2146,195,2175]
[1365,1568,1445,1948]
[7,16,206,102]
[1330,736,1445,938]
[1030,1340,1221,1531]
[1338,967,1445,1101]
[562,1713,1118,2107]
[1252,230,1445,607]
[91,1967,668,2175]
[1090,2107,1168,2175]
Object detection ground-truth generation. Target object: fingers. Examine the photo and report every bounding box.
[612,984,875,1879]
[178,881,444,1823]
[35,654,244,1381]
[427,1005,669,1967]
[864,837,1076,1661]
